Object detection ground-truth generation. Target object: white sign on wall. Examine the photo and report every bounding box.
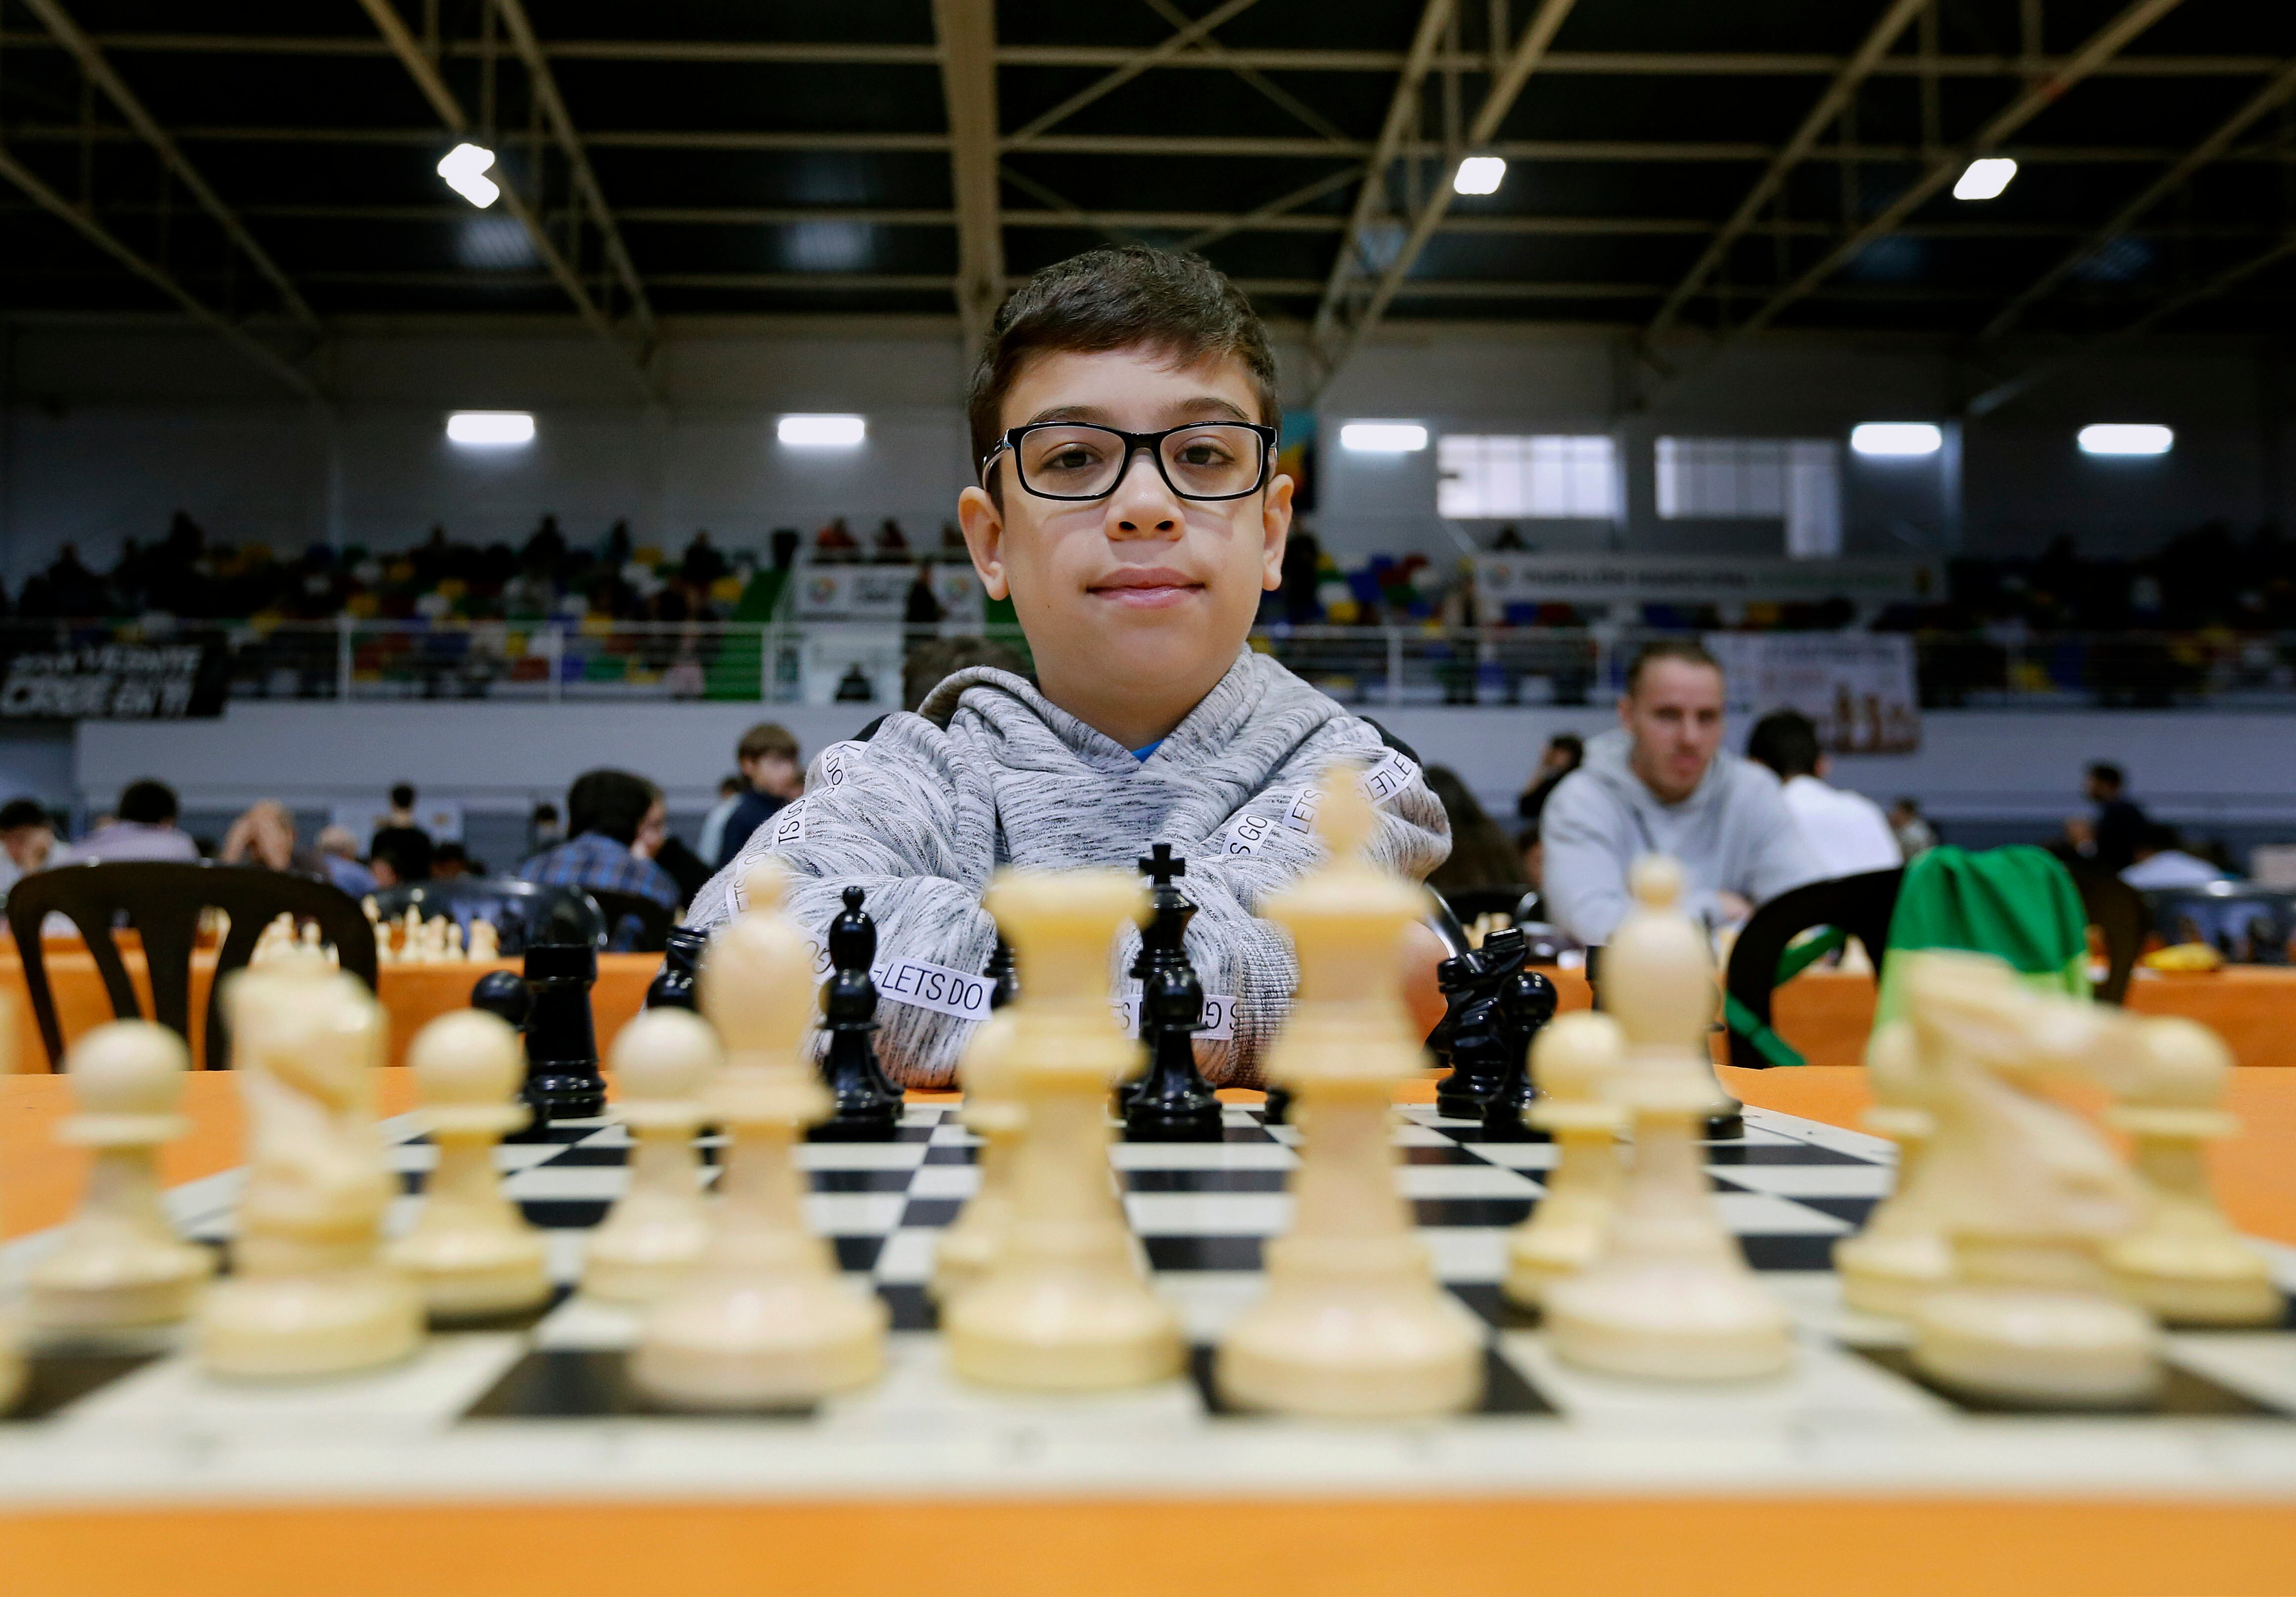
[1704,632,1921,755]
[1474,553,1928,608]
[791,564,983,625]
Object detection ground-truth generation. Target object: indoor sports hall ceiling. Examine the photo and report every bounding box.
[1,0,2295,388]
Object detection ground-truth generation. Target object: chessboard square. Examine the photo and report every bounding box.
[1739,1234,1846,1270]
[464,1347,815,1421]
[1397,1164,1542,1199]
[1463,1141,1565,1172]
[502,1166,627,1202]
[1124,1169,1290,1194]
[796,1143,932,1172]
[531,1292,645,1351]
[927,1121,978,1146]
[1111,1141,1295,1172]
[806,1193,909,1234]
[1392,1123,1459,1147]
[1125,1192,1288,1235]
[1712,1164,1894,1200]
[1413,1197,1536,1227]
[2164,1333,2296,1416]
[1398,1144,1494,1167]
[1702,1141,1874,1167]
[515,1199,610,1231]
[2,1352,159,1424]
[1501,1329,1953,1424]
[906,1164,981,1199]
[901,1103,948,1127]
[872,1228,940,1283]
[1146,1235,1262,1271]
[899,1198,965,1228]
[876,1283,939,1333]
[922,1145,978,1166]
[1713,1192,1853,1235]
[809,1169,919,1193]
[59,1336,527,1435]
[1421,1226,1508,1282]
[831,1235,886,1271]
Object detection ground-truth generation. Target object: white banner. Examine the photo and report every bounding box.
[1474,553,1928,608]
[1704,632,1921,755]
[791,564,984,623]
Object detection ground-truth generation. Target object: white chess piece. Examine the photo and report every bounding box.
[1834,1019,1956,1317]
[29,1021,214,1330]
[402,906,424,963]
[583,1009,719,1303]
[468,919,501,963]
[1545,857,1794,1381]
[631,865,887,1406]
[1502,1011,1627,1308]
[930,989,1022,1303]
[365,896,391,965]
[945,868,1183,1392]
[197,955,423,1378]
[1901,950,2159,1406]
[2102,1016,2280,1325]
[1216,771,1483,1417]
[387,1009,552,1320]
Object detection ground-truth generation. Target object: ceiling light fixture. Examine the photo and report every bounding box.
[1452,155,1507,196]
[437,142,501,209]
[1339,422,1430,454]
[1952,157,2018,201]
[2078,423,2173,457]
[1850,422,1944,458]
[777,414,867,448]
[446,411,535,447]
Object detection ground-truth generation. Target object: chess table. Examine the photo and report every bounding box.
[3,1064,2294,1595]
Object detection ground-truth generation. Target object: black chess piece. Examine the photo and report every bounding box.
[1123,843,1222,1143]
[1431,944,1508,1120]
[809,886,904,1143]
[1262,1085,1292,1125]
[984,935,1018,1011]
[470,968,533,1031]
[644,925,707,1012]
[1477,961,1560,1142]
[512,942,603,1130]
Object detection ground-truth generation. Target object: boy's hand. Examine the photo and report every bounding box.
[1401,921,1448,1043]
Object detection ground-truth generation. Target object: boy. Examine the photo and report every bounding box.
[688,247,1450,1087]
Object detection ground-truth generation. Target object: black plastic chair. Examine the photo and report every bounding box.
[586,887,676,954]
[6,861,379,1071]
[1722,869,1904,1070]
[370,878,603,955]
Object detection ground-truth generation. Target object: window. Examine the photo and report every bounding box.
[1656,436,1841,559]
[1437,434,1617,519]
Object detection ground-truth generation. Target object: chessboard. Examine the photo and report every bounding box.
[4,1097,2295,1508]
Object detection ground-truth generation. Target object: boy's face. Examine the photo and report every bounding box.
[957,346,1291,724]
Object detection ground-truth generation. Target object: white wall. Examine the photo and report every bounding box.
[2,314,2282,581]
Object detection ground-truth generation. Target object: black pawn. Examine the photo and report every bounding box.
[1123,844,1223,1142]
[1262,1085,1291,1125]
[510,942,603,1132]
[645,925,707,1012]
[984,935,1018,1012]
[1478,962,1560,1142]
[809,886,903,1142]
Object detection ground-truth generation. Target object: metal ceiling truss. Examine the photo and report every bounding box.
[931,0,1004,352]
[352,0,657,401]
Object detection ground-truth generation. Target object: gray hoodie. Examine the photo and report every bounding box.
[1538,727,1821,945]
[685,648,1451,1088]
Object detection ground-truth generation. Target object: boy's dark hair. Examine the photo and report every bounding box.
[0,798,50,832]
[389,781,417,810]
[568,769,658,846]
[1745,709,1823,780]
[737,722,799,763]
[1624,638,1722,696]
[966,247,1282,485]
[118,779,178,826]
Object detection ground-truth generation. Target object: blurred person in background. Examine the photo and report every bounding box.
[430,841,477,881]
[1424,765,1524,899]
[2122,823,2228,890]
[314,824,375,898]
[2074,761,2149,874]
[1888,797,1936,859]
[0,798,73,895]
[367,827,433,888]
[220,800,326,878]
[522,769,680,911]
[370,780,432,879]
[1515,732,1583,824]
[76,779,200,864]
[714,722,805,872]
[695,774,743,868]
[1745,709,1900,879]
[527,801,564,855]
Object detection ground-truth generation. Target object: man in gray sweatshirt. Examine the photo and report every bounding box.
[1540,638,1821,946]
[686,247,1452,1086]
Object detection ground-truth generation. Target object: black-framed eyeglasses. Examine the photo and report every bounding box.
[980,421,1278,503]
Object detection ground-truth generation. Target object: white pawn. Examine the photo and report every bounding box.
[365,896,391,965]
[1545,857,1793,1381]
[387,1010,552,1320]
[468,919,501,963]
[1502,1011,1627,1308]
[1834,1019,1956,1318]
[632,865,887,1407]
[931,986,1022,1303]
[1215,770,1483,1418]
[198,956,423,1378]
[30,1021,214,1330]
[583,1009,719,1303]
[2104,1016,2279,1326]
[402,907,424,963]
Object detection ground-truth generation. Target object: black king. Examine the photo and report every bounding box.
[1122,843,1224,1142]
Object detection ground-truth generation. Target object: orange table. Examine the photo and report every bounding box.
[4,1067,2294,1594]
[0,950,661,1072]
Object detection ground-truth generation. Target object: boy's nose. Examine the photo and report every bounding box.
[1106,448,1183,537]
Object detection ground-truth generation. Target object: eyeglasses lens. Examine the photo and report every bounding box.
[1016,424,1264,500]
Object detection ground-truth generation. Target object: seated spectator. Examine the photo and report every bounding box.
[431,841,475,881]
[521,769,680,910]
[370,781,431,881]
[1424,766,1524,898]
[696,774,743,868]
[1541,641,1820,944]
[313,824,376,898]
[368,827,433,887]
[2121,824,2228,890]
[1515,733,1583,824]
[0,798,73,895]
[1744,709,1901,878]
[1888,797,1936,859]
[220,800,325,878]
[528,801,564,854]
[76,780,201,864]
[714,722,804,872]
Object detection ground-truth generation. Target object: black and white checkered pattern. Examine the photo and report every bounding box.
[4,1098,2294,1507]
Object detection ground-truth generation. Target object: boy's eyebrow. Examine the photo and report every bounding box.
[1022,397,1255,427]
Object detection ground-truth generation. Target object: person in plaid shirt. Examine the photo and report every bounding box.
[519,769,680,910]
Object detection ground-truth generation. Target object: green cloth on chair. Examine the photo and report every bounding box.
[1871,844,2090,1029]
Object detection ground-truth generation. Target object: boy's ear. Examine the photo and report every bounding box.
[956,485,1009,601]
[1259,471,1295,592]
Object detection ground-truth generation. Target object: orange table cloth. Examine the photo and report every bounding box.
[2,1064,2293,1595]
[0,949,662,1073]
